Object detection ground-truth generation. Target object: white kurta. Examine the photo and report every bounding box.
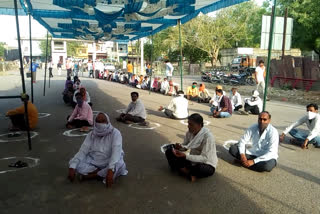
[125,99,147,119]
[69,129,128,179]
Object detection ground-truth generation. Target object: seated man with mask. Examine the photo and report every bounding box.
[116,92,147,124]
[66,93,93,131]
[229,111,279,172]
[280,103,320,149]
[165,113,217,182]
[158,90,188,120]
[211,89,232,118]
[68,112,128,187]
[242,90,262,115]
[186,82,199,101]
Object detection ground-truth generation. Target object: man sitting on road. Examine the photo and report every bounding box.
[198,83,211,103]
[186,82,199,101]
[160,78,169,94]
[209,85,226,111]
[66,93,93,132]
[117,92,147,124]
[280,103,320,149]
[158,91,188,120]
[211,89,232,118]
[6,94,38,131]
[68,112,128,187]
[242,90,262,115]
[229,88,243,112]
[229,111,279,172]
[165,113,217,182]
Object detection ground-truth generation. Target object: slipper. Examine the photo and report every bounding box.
[8,160,28,168]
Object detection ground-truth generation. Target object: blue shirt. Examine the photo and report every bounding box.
[29,63,39,72]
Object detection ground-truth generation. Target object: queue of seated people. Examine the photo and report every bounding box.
[4,77,319,188]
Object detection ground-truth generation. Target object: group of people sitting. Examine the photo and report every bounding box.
[184,82,263,119]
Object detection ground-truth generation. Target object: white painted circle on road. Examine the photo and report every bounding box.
[223,140,238,151]
[0,156,40,174]
[180,119,210,126]
[128,122,160,130]
[0,131,38,143]
[38,113,51,118]
[115,109,126,113]
[63,128,93,137]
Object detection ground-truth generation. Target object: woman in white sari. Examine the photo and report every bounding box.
[165,113,217,182]
[68,112,128,187]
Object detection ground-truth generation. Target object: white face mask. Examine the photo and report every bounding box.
[307,111,317,120]
[96,123,109,131]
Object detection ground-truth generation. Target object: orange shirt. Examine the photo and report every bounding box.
[6,101,38,129]
[127,63,133,73]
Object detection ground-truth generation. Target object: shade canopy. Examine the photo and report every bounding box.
[0,0,248,41]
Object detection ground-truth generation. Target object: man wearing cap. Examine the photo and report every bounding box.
[242,90,262,115]
[211,89,232,118]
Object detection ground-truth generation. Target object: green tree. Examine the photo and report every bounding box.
[67,41,84,57]
[277,0,320,54]
[39,36,52,57]
[0,42,5,58]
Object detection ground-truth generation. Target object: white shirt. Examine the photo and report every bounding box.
[255,66,265,82]
[87,62,93,70]
[239,124,279,163]
[125,99,147,119]
[245,97,263,113]
[165,62,174,77]
[283,114,320,141]
[182,127,218,168]
[210,91,226,106]
[167,95,188,119]
[229,91,242,109]
[122,61,127,69]
[160,80,169,92]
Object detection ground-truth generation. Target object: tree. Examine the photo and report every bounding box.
[67,41,84,57]
[39,36,52,57]
[0,42,5,58]
[277,0,320,54]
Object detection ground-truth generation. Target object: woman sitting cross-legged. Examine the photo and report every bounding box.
[165,113,217,182]
[68,112,128,188]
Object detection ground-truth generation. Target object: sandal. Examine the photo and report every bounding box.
[8,132,22,138]
[8,160,28,168]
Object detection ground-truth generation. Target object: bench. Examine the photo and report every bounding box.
[270,76,317,92]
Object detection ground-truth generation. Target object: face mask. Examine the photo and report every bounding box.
[96,122,109,131]
[307,111,317,120]
[192,85,196,89]
[77,100,83,107]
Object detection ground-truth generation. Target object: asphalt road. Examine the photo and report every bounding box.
[0,69,319,214]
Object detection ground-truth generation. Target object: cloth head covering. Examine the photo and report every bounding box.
[199,84,205,92]
[252,90,259,98]
[216,85,223,90]
[79,86,87,100]
[91,112,114,137]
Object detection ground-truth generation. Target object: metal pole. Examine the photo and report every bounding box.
[14,0,32,150]
[29,13,34,103]
[178,19,183,90]
[149,35,153,95]
[49,36,52,88]
[43,31,49,96]
[263,0,277,111]
[282,8,288,59]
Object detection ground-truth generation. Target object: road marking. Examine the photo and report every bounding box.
[38,113,51,118]
[63,128,93,137]
[223,140,238,151]
[0,157,40,174]
[128,122,160,130]
[0,131,38,143]
[115,109,126,113]
[180,119,210,126]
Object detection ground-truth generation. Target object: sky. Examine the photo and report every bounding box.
[0,0,265,47]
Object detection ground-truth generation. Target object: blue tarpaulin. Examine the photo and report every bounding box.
[0,0,248,41]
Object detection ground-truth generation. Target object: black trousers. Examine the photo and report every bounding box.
[234,105,243,111]
[229,143,277,172]
[244,103,260,115]
[49,68,53,77]
[120,113,145,123]
[67,119,90,128]
[67,69,72,77]
[165,147,215,178]
[89,70,94,78]
[9,114,27,130]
